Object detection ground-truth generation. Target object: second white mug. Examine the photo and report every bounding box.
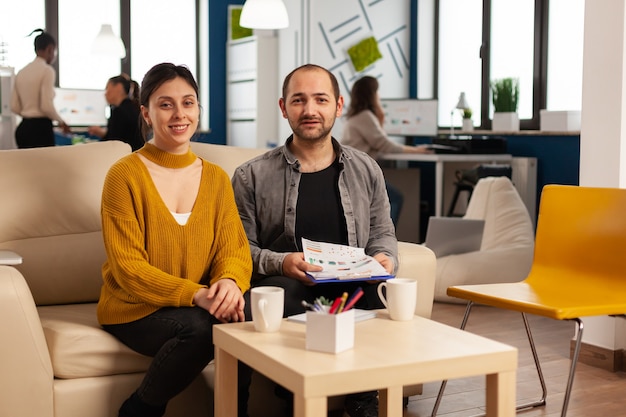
[250,286,284,332]
[377,278,417,321]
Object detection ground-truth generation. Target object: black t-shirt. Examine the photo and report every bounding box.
[295,159,348,251]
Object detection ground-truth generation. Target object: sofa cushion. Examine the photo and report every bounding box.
[38,304,151,379]
[0,141,132,306]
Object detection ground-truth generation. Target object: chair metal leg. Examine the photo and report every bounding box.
[515,312,547,410]
[431,305,560,416]
[431,301,475,416]
[560,318,583,417]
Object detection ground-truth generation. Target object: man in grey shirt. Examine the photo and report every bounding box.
[232,63,398,417]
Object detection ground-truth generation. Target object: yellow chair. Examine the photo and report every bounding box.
[432,184,626,417]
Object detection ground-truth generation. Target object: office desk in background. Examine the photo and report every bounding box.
[379,153,513,217]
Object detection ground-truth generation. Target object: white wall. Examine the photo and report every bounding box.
[579,1,626,350]
[278,0,412,142]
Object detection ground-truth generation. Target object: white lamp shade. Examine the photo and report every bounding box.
[456,92,470,110]
[91,24,126,59]
[240,0,289,30]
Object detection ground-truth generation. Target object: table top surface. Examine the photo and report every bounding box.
[379,153,513,162]
[214,312,517,397]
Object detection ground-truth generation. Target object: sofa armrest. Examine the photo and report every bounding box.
[397,241,436,319]
[0,265,53,417]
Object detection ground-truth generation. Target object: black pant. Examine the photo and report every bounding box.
[15,118,55,148]
[104,306,251,417]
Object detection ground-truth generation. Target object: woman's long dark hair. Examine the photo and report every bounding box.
[109,74,140,109]
[346,76,379,118]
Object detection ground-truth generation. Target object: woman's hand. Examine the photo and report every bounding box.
[193,279,245,323]
[404,144,433,154]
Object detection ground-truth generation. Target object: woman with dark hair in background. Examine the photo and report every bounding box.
[89,74,144,151]
[10,29,70,148]
[341,75,431,226]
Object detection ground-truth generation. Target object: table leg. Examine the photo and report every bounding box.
[294,394,326,417]
[378,385,403,417]
[485,370,516,417]
[434,161,444,216]
[214,346,238,417]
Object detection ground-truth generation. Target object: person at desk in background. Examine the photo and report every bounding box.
[97,63,252,417]
[10,29,70,148]
[232,64,397,417]
[88,74,144,151]
[340,75,431,226]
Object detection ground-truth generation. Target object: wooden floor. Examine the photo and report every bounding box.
[405,302,626,417]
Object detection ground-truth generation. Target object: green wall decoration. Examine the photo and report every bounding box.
[347,36,383,73]
[230,7,253,40]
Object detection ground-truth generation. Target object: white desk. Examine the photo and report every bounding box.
[214,312,517,417]
[379,153,513,216]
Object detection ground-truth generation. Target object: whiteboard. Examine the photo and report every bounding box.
[54,88,108,126]
[380,99,438,136]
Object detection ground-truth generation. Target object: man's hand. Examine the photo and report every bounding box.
[282,252,322,286]
[373,253,394,274]
[193,279,245,323]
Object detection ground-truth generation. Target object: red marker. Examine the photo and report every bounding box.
[343,287,364,311]
[328,296,342,314]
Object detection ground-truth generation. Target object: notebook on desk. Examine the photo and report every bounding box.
[423,217,485,258]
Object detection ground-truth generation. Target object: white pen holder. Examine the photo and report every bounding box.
[305,309,355,354]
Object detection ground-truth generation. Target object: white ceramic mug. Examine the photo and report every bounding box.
[377,278,417,321]
[250,287,284,332]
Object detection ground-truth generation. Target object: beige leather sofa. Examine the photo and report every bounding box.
[0,140,436,417]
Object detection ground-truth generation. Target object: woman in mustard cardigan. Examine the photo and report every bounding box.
[97,63,252,417]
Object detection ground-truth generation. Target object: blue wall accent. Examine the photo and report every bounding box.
[207,1,245,145]
[409,0,418,98]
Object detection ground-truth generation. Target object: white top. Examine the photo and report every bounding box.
[170,211,191,225]
[341,110,403,160]
[11,57,65,123]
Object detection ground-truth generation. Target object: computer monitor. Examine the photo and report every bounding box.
[54,88,108,127]
[380,98,438,137]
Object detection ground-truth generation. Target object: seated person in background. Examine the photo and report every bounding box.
[340,75,431,225]
[97,63,252,417]
[232,63,397,417]
[88,74,144,150]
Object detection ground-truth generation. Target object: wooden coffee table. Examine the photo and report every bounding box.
[214,311,517,417]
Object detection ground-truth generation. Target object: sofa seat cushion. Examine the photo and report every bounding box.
[38,303,152,379]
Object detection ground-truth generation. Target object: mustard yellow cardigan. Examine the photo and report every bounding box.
[97,144,252,325]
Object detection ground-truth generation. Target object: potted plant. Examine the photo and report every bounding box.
[461,108,473,131]
[491,77,520,131]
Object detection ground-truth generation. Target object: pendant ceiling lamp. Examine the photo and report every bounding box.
[240,0,289,30]
[91,24,126,59]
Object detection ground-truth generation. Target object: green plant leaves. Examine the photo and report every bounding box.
[491,77,519,112]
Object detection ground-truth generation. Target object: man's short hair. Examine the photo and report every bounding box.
[281,64,340,101]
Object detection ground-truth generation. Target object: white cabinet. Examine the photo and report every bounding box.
[0,66,16,149]
[227,35,279,148]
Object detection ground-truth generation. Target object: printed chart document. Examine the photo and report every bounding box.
[302,238,394,282]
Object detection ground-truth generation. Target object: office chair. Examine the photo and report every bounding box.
[432,184,626,417]
[447,163,512,217]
